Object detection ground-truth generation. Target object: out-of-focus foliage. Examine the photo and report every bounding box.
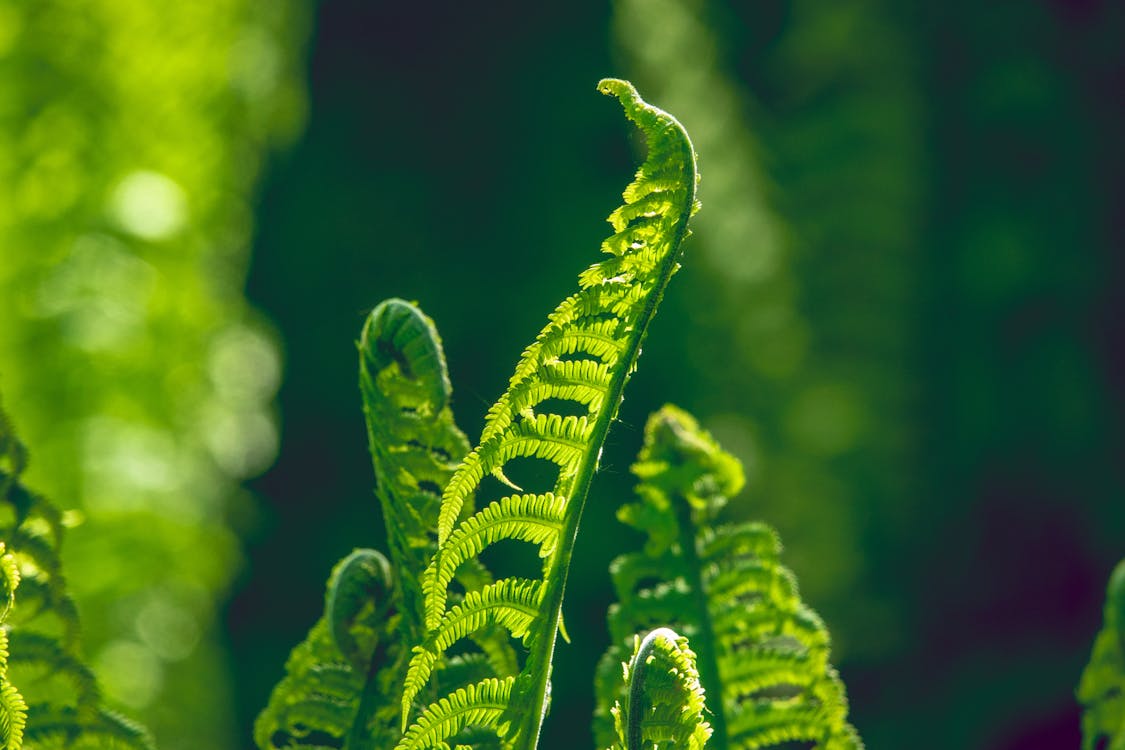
[0,2,308,748]
[0,401,153,750]
[1078,560,1125,750]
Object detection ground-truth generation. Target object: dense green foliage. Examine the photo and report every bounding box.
[253,77,871,750]
[258,78,704,750]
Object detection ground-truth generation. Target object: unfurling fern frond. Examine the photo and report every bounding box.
[605,628,710,750]
[399,79,698,750]
[259,299,514,750]
[595,405,861,750]
[254,548,393,750]
[360,299,474,647]
[0,400,152,750]
[1078,558,1125,750]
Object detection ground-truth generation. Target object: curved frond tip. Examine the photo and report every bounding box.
[608,628,711,750]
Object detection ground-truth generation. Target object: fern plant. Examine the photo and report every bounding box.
[0,401,154,750]
[595,405,861,750]
[253,77,868,750]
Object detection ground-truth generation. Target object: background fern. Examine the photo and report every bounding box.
[0,402,153,750]
[596,405,860,750]
[0,2,308,747]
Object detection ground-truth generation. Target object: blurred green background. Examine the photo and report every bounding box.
[1,1,1123,749]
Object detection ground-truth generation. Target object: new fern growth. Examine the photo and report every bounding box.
[607,628,711,750]
[258,78,870,750]
[595,405,862,750]
[257,298,515,750]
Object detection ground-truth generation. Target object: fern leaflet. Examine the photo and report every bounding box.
[1078,558,1125,750]
[595,405,862,750]
[399,79,698,750]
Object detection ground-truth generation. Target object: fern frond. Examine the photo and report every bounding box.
[0,400,151,750]
[259,299,518,750]
[327,549,395,672]
[402,79,698,750]
[605,628,711,750]
[255,549,393,750]
[423,494,566,629]
[360,298,474,648]
[596,405,861,750]
[1078,558,1125,750]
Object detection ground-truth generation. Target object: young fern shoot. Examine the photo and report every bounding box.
[595,405,862,750]
[606,628,711,750]
[257,299,515,750]
[397,79,699,750]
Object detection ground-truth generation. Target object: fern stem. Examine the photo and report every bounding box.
[671,493,728,750]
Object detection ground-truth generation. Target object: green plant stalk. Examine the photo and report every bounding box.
[671,495,727,750]
[510,79,698,750]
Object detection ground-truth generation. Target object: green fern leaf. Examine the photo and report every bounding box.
[1078,558,1125,750]
[605,628,711,750]
[400,78,698,750]
[327,549,395,672]
[0,400,152,750]
[595,405,861,750]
